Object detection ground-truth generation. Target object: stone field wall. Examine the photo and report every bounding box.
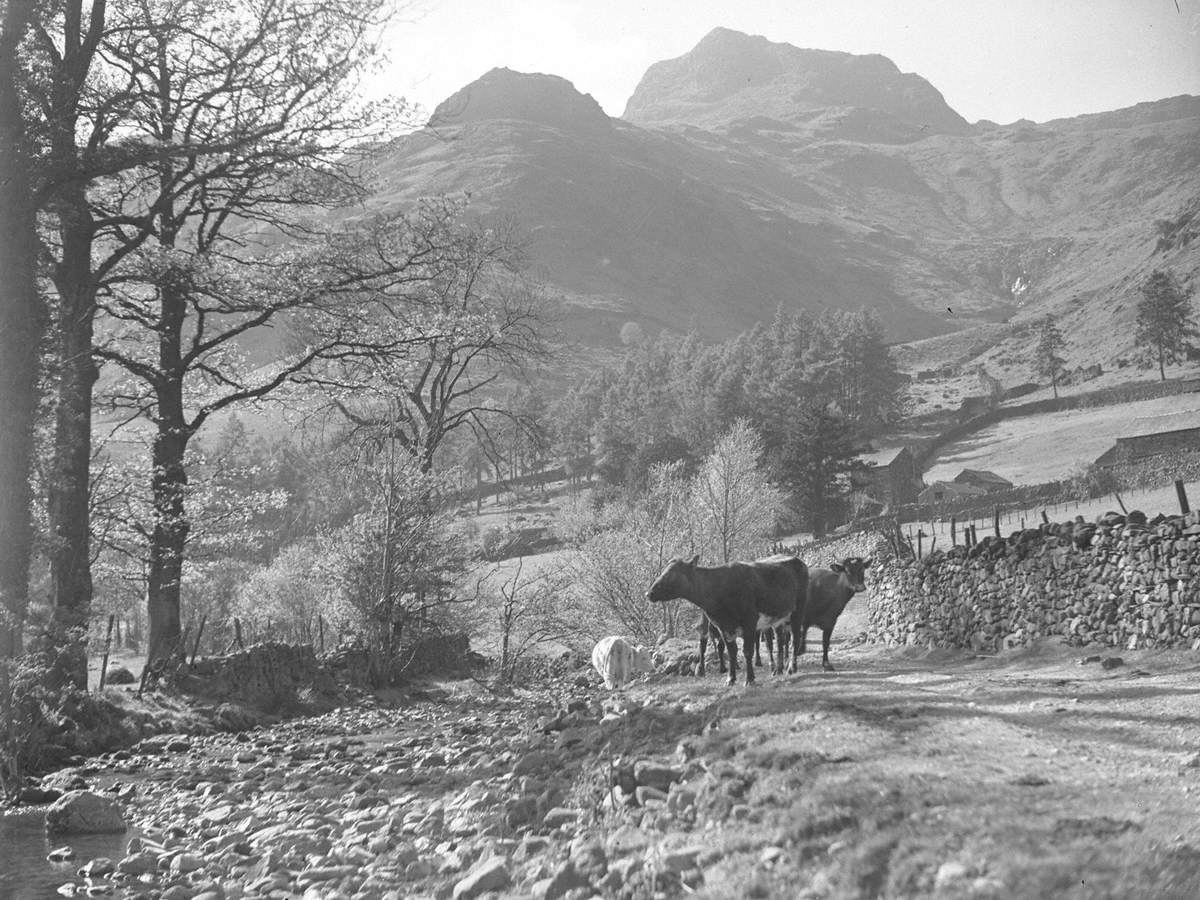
[867,509,1200,651]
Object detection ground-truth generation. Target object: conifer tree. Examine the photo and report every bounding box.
[1135,270,1197,381]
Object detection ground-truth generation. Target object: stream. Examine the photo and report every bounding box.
[0,808,135,898]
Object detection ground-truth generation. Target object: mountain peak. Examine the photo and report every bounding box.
[623,28,970,139]
[427,68,611,134]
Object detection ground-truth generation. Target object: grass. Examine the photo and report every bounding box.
[923,392,1200,485]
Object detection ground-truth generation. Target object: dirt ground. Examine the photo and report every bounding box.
[627,633,1200,899]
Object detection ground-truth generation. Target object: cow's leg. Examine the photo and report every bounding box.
[822,628,835,672]
[724,636,738,686]
[787,618,802,674]
[754,632,762,667]
[717,629,727,673]
[742,630,756,685]
[774,625,789,674]
[698,631,707,676]
[764,628,776,674]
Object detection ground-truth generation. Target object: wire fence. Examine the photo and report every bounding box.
[894,477,1197,554]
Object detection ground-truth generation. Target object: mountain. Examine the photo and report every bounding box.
[357,29,1200,367]
[624,27,971,140]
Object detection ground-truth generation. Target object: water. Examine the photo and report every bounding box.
[0,809,134,899]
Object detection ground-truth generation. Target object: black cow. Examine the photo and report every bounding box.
[648,554,808,685]
[795,557,871,671]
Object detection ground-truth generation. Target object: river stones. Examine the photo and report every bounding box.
[452,855,510,899]
[46,791,127,834]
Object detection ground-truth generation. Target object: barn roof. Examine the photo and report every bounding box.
[858,446,909,467]
[954,468,1013,486]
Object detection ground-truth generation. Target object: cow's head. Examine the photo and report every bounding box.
[646,555,699,603]
[830,556,871,592]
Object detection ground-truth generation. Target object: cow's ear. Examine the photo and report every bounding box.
[688,554,700,566]
[830,562,845,572]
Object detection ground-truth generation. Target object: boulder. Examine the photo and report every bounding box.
[452,855,510,899]
[45,791,127,834]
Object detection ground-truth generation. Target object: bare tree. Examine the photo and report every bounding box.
[308,205,555,473]
[476,555,574,683]
[691,421,782,563]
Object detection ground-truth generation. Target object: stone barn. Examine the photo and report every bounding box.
[1093,426,1200,468]
[917,480,987,505]
[953,468,1014,493]
[855,446,922,510]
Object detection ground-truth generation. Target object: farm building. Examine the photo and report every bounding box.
[854,446,922,510]
[1093,426,1200,468]
[917,480,987,505]
[954,469,1014,493]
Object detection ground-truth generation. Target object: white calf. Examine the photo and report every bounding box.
[591,636,652,690]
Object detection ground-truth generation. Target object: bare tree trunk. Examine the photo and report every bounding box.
[0,0,40,662]
[145,291,191,668]
[47,190,99,689]
[146,420,189,667]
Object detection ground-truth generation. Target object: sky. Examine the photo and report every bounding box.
[377,0,1200,125]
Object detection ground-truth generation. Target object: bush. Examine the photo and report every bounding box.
[0,634,87,797]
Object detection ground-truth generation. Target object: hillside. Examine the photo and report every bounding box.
[351,27,1199,368]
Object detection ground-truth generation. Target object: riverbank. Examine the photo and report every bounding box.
[8,640,1200,899]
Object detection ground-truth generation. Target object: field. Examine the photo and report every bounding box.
[922,393,1200,486]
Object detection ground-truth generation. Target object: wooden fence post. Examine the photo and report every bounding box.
[97,614,115,691]
[1176,479,1191,515]
[318,615,325,653]
[950,517,957,546]
[190,614,207,666]
[1041,509,1050,525]
[917,528,925,558]
[993,506,1001,538]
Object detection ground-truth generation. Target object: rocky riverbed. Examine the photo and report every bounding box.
[11,637,1200,900]
[16,674,722,900]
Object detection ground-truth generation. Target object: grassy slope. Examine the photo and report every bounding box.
[922,392,1200,485]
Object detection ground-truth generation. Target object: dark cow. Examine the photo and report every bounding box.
[795,557,870,671]
[696,614,785,676]
[695,614,726,676]
[648,554,809,685]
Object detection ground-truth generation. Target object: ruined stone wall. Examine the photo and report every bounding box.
[177,642,340,709]
[868,511,1200,651]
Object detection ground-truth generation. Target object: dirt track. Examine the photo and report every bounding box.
[636,638,1200,899]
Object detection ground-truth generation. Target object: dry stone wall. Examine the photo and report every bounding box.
[867,510,1200,651]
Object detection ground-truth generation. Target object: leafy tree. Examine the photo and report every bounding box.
[777,403,861,537]
[1135,269,1198,381]
[322,441,468,683]
[1034,317,1067,398]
